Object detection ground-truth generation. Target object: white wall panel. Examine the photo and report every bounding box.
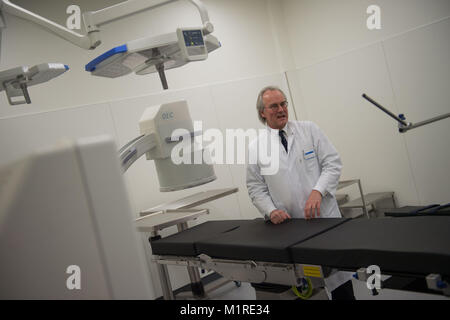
[287,43,419,206]
[281,0,450,70]
[0,103,116,166]
[382,18,450,204]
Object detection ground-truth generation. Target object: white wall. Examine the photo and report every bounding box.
[280,0,450,206]
[279,0,450,70]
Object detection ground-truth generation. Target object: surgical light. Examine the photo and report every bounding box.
[0,63,69,105]
[0,0,221,96]
[85,28,221,90]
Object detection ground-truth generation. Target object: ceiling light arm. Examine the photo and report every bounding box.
[84,0,213,35]
[0,0,97,49]
[189,0,214,34]
[0,0,214,51]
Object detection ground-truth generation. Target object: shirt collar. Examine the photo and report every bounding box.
[266,121,293,136]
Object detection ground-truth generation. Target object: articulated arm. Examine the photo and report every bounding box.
[362,93,450,133]
[118,134,157,172]
[0,0,214,50]
[0,0,98,49]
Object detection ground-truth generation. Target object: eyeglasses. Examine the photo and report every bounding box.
[266,101,288,111]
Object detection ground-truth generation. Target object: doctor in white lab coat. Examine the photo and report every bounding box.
[246,86,355,300]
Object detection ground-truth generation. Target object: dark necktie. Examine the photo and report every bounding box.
[279,130,288,153]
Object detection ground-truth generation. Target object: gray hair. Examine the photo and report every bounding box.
[256,86,287,124]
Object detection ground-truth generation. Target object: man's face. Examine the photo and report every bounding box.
[260,90,289,129]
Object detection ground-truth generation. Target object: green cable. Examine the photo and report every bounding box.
[292,278,313,300]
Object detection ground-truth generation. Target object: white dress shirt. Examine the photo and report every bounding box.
[246,120,343,219]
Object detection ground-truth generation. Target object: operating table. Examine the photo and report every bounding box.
[150,216,450,299]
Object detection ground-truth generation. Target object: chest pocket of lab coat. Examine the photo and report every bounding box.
[303,146,319,173]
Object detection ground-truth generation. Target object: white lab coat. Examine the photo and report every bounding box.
[246,120,343,219]
[246,120,353,294]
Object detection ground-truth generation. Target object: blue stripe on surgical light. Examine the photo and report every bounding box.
[85,44,128,72]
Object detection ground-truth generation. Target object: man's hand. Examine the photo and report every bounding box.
[304,190,323,219]
[269,209,291,224]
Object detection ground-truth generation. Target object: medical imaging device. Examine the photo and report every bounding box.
[0,135,154,299]
[0,0,221,104]
[119,100,216,190]
[362,93,450,133]
[119,100,238,299]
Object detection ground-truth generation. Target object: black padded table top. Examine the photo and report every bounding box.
[150,219,256,256]
[384,205,450,217]
[290,216,450,276]
[195,218,349,263]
